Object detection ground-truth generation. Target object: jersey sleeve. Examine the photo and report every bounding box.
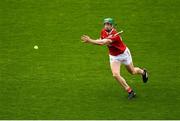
[100,30,104,39]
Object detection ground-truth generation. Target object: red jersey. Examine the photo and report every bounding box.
[100,28,126,56]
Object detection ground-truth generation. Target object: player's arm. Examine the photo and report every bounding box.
[81,35,112,45]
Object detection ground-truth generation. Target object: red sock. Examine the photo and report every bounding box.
[127,87,132,93]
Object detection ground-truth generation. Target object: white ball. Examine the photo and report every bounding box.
[34,45,38,49]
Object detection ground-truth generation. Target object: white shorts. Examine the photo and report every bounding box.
[109,48,132,65]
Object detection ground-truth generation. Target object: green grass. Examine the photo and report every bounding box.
[0,0,180,119]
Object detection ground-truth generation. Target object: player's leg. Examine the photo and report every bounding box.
[110,61,129,90]
[125,62,144,75]
[126,63,148,83]
[110,61,136,99]
[124,48,148,83]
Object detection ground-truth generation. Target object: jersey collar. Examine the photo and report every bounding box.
[105,28,114,35]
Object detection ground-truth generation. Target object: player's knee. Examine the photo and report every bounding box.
[129,69,136,75]
[112,72,120,78]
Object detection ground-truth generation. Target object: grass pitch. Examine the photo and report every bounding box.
[0,0,180,119]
